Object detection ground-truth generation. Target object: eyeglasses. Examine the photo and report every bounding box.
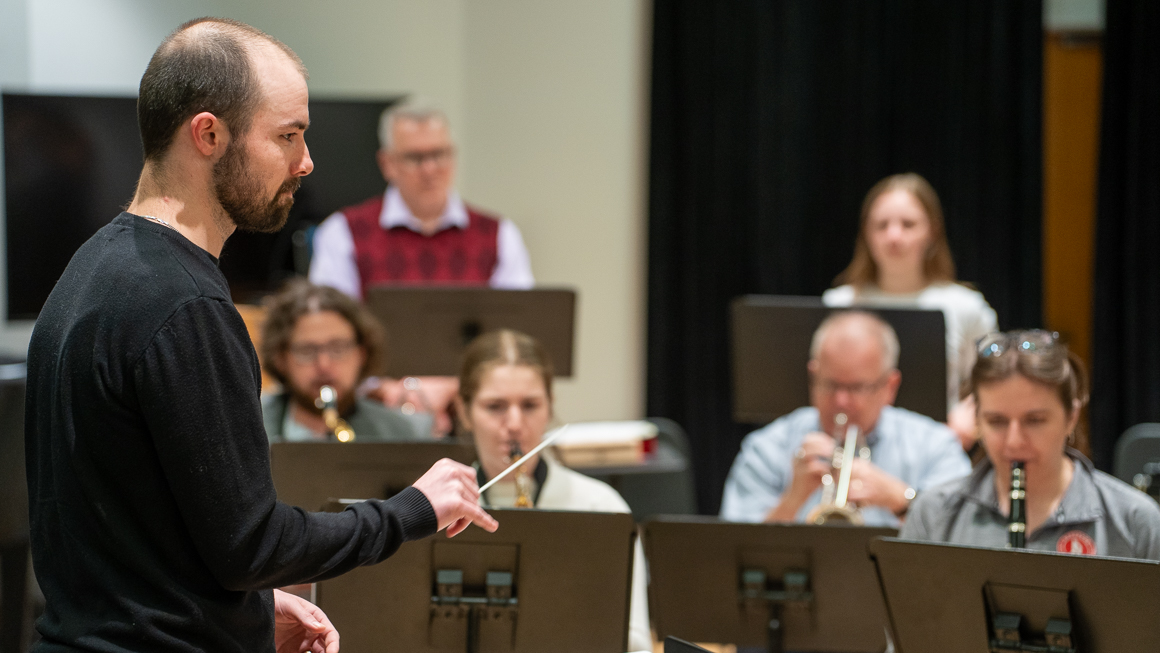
[394,147,454,170]
[976,330,1059,358]
[812,375,890,397]
[287,339,357,364]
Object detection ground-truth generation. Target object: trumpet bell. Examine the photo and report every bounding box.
[806,502,865,526]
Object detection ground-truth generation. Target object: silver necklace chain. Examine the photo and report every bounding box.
[141,214,176,230]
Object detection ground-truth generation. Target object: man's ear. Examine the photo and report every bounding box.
[883,369,902,405]
[376,149,396,184]
[188,111,229,157]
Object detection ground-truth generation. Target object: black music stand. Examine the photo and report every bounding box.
[644,517,897,653]
[665,636,711,652]
[270,441,476,511]
[316,509,637,653]
[730,295,947,424]
[870,537,1160,652]
[363,286,576,377]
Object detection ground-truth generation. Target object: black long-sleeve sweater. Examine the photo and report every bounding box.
[25,213,438,652]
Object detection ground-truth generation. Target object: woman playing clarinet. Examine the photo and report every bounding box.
[899,330,1160,560]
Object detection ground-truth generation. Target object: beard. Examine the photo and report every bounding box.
[212,139,301,234]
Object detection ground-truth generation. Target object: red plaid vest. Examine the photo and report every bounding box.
[341,194,500,294]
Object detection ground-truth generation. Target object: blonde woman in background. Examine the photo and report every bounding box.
[823,173,997,454]
[455,329,652,653]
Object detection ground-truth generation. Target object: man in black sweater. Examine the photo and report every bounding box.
[24,17,498,653]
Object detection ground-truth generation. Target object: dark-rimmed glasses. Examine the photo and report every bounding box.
[811,374,891,397]
[976,330,1059,358]
[287,339,357,364]
[395,147,454,170]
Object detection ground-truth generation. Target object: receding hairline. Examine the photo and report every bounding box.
[379,100,451,151]
[164,17,308,79]
[810,311,900,372]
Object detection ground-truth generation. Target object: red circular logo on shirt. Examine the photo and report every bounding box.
[1056,530,1096,556]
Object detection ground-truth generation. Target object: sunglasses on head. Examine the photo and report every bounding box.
[976,330,1059,358]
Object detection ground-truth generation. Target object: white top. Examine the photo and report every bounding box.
[482,458,652,653]
[309,187,535,298]
[822,282,998,412]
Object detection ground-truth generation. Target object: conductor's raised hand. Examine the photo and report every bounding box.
[273,589,339,653]
[412,458,499,537]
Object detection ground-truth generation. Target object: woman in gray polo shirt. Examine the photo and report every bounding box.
[900,330,1160,560]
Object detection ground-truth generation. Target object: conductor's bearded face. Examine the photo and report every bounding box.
[213,136,301,233]
[215,48,313,234]
[463,364,552,482]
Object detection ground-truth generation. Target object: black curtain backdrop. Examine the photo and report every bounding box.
[1090,0,1160,472]
[647,0,1043,514]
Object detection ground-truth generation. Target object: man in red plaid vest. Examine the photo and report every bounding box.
[309,101,534,299]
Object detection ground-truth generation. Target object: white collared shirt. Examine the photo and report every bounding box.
[309,187,535,298]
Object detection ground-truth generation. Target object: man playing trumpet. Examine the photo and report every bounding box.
[721,311,971,527]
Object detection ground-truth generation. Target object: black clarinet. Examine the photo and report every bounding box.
[1008,462,1026,548]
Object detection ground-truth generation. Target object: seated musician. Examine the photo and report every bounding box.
[720,310,971,527]
[455,329,652,653]
[900,331,1160,559]
[259,279,427,441]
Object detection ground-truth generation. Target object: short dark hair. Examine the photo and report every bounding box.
[260,279,385,386]
[137,17,305,162]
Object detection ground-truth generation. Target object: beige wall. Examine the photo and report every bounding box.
[459,1,650,423]
[0,0,650,422]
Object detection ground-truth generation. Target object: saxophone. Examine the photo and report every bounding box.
[318,385,356,443]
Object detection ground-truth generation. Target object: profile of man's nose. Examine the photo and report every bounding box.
[297,143,314,176]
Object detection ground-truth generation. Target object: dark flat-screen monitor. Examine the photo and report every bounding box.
[731,295,948,423]
[2,92,399,318]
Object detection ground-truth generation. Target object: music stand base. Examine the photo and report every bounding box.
[767,605,783,653]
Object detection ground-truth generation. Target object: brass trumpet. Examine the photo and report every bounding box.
[318,385,355,443]
[806,413,868,525]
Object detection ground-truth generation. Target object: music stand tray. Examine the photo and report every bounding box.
[317,509,637,653]
[870,537,1160,652]
[363,286,576,377]
[731,295,947,423]
[644,516,897,652]
[270,441,476,511]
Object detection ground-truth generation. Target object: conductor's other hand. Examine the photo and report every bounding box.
[273,589,340,653]
[412,458,500,537]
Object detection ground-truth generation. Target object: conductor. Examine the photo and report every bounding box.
[24,17,497,653]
